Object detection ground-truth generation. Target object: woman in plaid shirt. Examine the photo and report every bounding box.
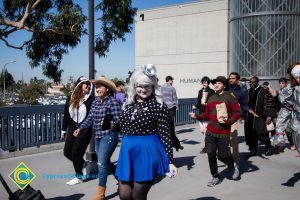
[73,76,122,200]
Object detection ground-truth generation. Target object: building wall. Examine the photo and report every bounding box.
[135,0,229,98]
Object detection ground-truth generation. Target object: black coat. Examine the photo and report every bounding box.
[194,87,215,114]
[245,86,277,144]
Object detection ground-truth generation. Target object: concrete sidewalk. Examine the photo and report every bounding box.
[0,124,299,200]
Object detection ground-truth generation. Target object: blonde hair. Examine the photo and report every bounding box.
[124,65,163,106]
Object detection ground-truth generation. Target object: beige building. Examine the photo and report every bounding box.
[135,0,229,98]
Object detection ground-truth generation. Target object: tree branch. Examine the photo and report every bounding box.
[23,25,77,37]
[1,27,18,37]
[17,0,43,28]
[1,37,22,49]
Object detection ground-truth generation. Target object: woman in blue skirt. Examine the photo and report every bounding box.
[116,64,178,200]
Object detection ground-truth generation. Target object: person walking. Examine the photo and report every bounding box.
[61,76,95,185]
[116,64,177,200]
[275,62,300,155]
[192,76,215,153]
[73,76,122,200]
[161,75,183,151]
[228,72,257,177]
[115,81,126,106]
[189,76,242,187]
[245,76,277,156]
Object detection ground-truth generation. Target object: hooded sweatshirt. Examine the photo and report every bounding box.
[62,76,95,134]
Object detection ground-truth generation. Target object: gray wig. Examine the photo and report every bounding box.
[124,64,163,106]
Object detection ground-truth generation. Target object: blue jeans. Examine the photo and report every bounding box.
[95,132,118,186]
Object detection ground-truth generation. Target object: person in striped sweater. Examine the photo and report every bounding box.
[189,76,242,187]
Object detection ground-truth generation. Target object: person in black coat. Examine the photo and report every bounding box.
[60,76,95,185]
[245,76,277,156]
[192,76,215,153]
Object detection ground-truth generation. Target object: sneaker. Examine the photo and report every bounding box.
[207,177,220,187]
[232,165,240,180]
[265,146,275,156]
[66,177,83,185]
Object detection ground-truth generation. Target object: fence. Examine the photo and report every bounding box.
[0,98,196,152]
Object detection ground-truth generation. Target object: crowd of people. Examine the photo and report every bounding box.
[60,62,300,199]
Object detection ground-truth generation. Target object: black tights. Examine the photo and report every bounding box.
[118,180,153,200]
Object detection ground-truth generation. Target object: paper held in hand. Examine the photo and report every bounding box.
[216,103,228,123]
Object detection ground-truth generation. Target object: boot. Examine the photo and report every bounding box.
[91,186,106,200]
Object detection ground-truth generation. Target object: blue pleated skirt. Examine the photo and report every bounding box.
[115,134,170,182]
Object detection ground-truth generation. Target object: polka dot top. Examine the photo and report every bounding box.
[119,96,174,163]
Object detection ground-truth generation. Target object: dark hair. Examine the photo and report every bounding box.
[262,81,269,86]
[165,76,174,82]
[201,76,210,84]
[278,77,287,84]
[251,76,259,83]
[229,72,240,80]
[115,81,124,87]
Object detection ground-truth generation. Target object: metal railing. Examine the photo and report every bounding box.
[0,98,196,152]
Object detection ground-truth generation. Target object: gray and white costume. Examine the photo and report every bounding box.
[276,84,300,152]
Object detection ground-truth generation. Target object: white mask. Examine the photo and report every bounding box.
[291,65,300,83]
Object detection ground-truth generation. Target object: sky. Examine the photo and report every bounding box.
[0,0,195,83]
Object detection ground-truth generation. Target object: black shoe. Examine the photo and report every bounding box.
[247,147,257,157]
[200,147,207,154]
[265,146,274,156]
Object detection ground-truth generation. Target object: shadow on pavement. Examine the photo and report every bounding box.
[173,156,196,171]
[153,156,196,185]
[237,135,245,143]
[176,128,196,135]
[106,191,119,199]
[281,172,300,187]
[181,139,201,145]
[239,152,260,175]
[47,193,85,200]
[190,197,221,200]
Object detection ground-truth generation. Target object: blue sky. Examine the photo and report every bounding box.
[0,0,194,83]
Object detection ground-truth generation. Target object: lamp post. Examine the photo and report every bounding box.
[3,61,16,102]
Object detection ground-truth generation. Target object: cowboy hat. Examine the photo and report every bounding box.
[211,76,229,89]
[91,76,117,93]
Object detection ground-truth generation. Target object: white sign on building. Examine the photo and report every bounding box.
[135,0,229,98]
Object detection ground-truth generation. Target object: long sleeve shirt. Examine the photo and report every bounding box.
[79,95,122,138]
[119,96,174,163]
[161,83,178,109]
[195,91,242,138]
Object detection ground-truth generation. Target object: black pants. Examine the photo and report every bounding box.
[167,107,181,149]
[205,134,234,178]
[248,131,271,150]
[64,129,92,176]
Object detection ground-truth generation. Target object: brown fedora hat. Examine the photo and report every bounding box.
[211,76,229,88]
[91,76,117,93]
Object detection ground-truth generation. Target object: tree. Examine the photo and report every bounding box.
[0,0,136,82]
[0,69,15,91]
[60,75,76,96]
[125,70,133,84]
[19,77,48,105]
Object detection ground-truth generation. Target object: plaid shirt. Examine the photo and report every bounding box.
[79,95,122,138]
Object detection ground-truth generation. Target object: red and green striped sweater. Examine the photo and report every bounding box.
[195,91,242,138]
